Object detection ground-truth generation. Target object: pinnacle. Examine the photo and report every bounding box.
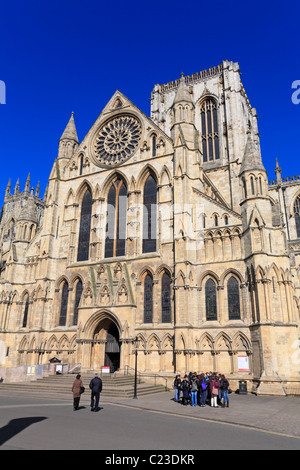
[59,112,79,143]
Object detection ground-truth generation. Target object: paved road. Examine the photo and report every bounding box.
[0,393,299,451]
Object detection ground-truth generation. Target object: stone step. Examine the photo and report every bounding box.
[0,372,168,399]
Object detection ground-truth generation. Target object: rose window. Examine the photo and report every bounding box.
[92,115,142,167]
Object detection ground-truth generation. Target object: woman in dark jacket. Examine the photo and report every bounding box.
[181,375,190,406]
[220,375,230,408]
[173,375,182,403]
[71,374,84,410]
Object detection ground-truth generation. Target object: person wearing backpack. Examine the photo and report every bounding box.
[181,375,190,406]
[190,373,198,407]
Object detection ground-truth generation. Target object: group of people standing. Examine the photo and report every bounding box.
[173,372,230,408]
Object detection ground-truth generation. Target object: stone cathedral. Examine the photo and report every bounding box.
[0,60,300,394]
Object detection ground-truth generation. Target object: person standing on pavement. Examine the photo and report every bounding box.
[173,375,182,403]
[89,373,102,412]
[220,374,230,408]
[181,375,190,406]
[199,373,207,407]
[210,375,220,408]
[190,373,198,407]
[71,374,84,411]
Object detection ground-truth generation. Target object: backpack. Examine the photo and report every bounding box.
[191,380,197,392]
[201,380,207,391]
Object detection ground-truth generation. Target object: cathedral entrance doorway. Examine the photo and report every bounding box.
[91,316,121,372]
[104,323,120,371]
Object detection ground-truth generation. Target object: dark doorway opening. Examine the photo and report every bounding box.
[104,323,120,371]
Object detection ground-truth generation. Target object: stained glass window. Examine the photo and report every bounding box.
[201,99,219,162]
[105,178,127,258]
[205,278,217,321]
[73,280,83,325]
[144,274,153,323]
[227,276,240,320]
[22,296,29,328]
[59,282,69,326]
[143,174,157,253]
[77,189,92,261]
[162,272,171,323]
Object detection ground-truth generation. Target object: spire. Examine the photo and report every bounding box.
[59,112,79,143]
[24,173,30,194]
[5,179,11,200]
[14,178,20,194]
[35,181,40,198]
[173,73,193,105]
[239,130,265,175]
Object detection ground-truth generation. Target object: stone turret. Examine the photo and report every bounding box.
[58,112,79,161]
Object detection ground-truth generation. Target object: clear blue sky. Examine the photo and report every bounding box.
[0,0,300,200]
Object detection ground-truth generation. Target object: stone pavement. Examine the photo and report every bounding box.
[99,389,300,439]
[1,385,300,441]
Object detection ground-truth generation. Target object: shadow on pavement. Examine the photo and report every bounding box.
[0,417,47,447]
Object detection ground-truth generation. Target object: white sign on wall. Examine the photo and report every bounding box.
[237,355,249,372]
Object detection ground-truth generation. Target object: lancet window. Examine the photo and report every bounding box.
[105,177,127,258]
[77,188,92,261]
[200,98,220,162]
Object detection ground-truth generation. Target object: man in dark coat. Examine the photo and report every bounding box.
[89,373,103,412]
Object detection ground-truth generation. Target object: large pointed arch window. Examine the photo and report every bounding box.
[73,280,83,325]
[77,188,92,261]
[227,276,241,320]
[294,195,300,238]
[161,272,171,323]
[144,273,153,323]
[143,174,157,253]
[22,295,29,328]
[200,98,219,162]
[205,278,217,321]
[59,281,69,326]
[105,177,127,258]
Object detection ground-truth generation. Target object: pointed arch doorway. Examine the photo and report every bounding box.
[91,317,121,372]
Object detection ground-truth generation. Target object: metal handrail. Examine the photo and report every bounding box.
[123,365,169,391]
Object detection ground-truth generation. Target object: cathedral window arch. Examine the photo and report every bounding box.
[293,194,300,238]
[144,273,153,323]
[59,281,69,326]
[73,279,83,325]
[152,135,157,157]
[227,276,241,320]
[105,176,127,258]
[250,175,255,195]
[143,173,157,253]
[205,278,217,321]
[161,271,171,323]
[22,294,30,328]
[79,154,84,176]
[200,98,220,162]
[77,188,92,262]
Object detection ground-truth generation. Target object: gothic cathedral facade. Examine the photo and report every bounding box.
[0,60,300,394]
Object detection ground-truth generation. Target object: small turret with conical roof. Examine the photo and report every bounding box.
[58,112,79,160]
